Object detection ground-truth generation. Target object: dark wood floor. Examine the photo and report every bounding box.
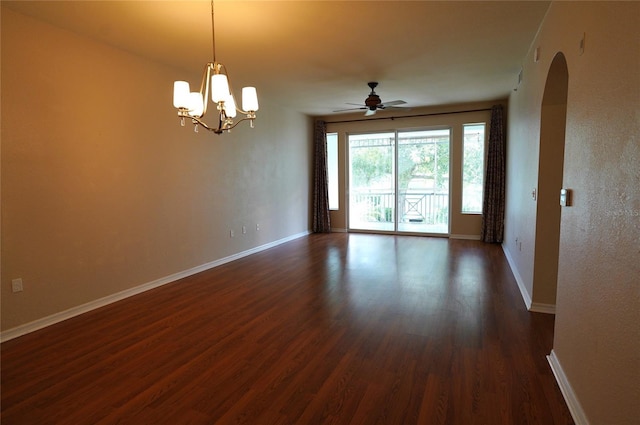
[1,233,574,424]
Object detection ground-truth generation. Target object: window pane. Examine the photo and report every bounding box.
[327,133,339,210]
[462,123,485,213]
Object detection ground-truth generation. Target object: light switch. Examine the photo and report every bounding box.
[560,189,571,207]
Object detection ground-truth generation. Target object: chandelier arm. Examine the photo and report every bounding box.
[216,63,237,111]
[187,103,232,134]
[185,113,255,134]
[199,63,214,116]
[188,115,224,134]
[216,63,252,115]
[221,115,256,131]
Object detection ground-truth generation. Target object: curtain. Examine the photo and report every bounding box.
[312,120,331,233]
[481,105,506,243]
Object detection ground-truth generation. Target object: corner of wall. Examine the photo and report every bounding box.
[501,243,532,310]
[547,350,589,425]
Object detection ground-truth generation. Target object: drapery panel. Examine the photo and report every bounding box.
[312,120,331,233]
[481,105,506,243]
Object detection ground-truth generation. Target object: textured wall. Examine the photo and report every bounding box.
[1,7,313,331]
[506,2,640,423]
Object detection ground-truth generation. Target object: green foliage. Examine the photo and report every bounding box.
[350,135,454,191]
[463,134,484,186]
[462,126,486,212]
[350,145,392,188]
[398,137,449,191]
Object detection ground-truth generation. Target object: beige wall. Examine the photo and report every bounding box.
[322,101,501,237]
[1,7,313,332]
[505,2,639,423]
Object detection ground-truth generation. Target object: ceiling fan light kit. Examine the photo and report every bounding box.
[334,81,407,116]
[172,1,258,135]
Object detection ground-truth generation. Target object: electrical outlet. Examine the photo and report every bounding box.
[12,278,23,293]
[230,230,234,238]
[256,223,260,231]
[242,226,246,235]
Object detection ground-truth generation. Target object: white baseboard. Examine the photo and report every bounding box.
[547,350,589,425]
[530,302,556,314]
[449,234,481,240]
[501,244,532,310]
[0,231,310,343]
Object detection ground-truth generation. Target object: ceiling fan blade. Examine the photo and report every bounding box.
[333,106,366,112]
[386,105,412,111]
[380,100,407,108]
[336,83,403,115]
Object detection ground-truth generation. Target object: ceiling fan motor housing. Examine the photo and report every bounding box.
[365,94,381,109]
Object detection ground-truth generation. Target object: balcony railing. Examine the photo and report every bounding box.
[350,189,449,226]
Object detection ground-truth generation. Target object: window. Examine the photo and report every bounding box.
[327,132,339,210]
[462,123,485,214]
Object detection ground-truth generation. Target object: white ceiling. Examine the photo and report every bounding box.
[4,1,550,116]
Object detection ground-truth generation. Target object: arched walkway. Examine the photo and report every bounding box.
[532,52,569,312]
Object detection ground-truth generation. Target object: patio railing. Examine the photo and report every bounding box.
[351,190,449,225]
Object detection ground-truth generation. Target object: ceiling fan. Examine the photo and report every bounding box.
[334,82,408,116]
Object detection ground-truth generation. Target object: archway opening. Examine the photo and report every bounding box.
[532,52,569,313]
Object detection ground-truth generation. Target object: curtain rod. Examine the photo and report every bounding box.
[325,107,493,124]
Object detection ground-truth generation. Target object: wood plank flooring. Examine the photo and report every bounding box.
[1,233,574,424]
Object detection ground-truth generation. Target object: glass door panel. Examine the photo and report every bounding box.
[348,132,395,231]
[348,129,450,234]
[397,129,450,233]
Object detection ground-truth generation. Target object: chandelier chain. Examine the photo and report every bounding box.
[210,0,216,63]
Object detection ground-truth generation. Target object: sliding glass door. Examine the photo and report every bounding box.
[348,129,450,234]
[397,129,450,233]
[348,132,396,231]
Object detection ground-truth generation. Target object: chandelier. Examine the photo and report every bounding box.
[172,1,258,134]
